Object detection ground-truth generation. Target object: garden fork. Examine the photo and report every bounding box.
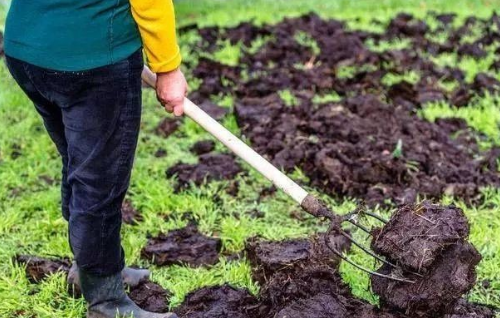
[142,66,417,283]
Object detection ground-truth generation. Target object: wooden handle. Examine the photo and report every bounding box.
[141,66,309,205]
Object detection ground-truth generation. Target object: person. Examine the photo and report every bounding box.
[3,0,187,317]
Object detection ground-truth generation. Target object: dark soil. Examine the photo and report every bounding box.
[15,255,71,283]
[174,284,259,318]
[370,203,482,317]
[371,202,470,272]
[155,118,181,138]
[190,140,215,155]
[245,234,354,318]
[245,233,350,284]
[444,299,496,318]
[141,223,222,267]
[166,153,242,190]
[122,199,143,225]
[372,242,481,317]
[197,100,229,120]
[186,12,500,205]
[128,280,171,313]
[235,93,500,206]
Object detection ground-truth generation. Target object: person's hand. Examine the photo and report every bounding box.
[156,68,188,116]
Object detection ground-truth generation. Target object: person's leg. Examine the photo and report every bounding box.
[5,56,71,220]
[38,50,175,318]
[41,52,144,277]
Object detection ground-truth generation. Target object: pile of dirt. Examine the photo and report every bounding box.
[371,202,482,317]
[15,255,71,282]
[184,12,500,205]
[166,153,242,190]
[174,284,259,318]
[155,118,181,138]
[190,140,215,155]
[128,280,171,313]
[122,199,143,225]
[245,233,355,318]
[141,223,222,267]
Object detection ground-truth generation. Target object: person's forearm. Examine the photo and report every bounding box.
[129,0,182,73]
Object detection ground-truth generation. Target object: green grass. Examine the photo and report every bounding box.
[1,0,500,317]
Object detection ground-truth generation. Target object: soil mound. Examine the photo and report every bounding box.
[155,118,181,138]
[445,299,496,318]
[274,293,348,318]
[122,199,143,225]
[166,153,242,190]
[371,203,482,317]
[246,234,352,317]
[129,280,171,313]
[174,284,259,318]
[190,140,215,155]
[197,101,229,120]
[15,255,71,282]
[141,223,222,267]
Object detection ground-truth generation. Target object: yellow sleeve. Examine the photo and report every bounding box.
[129,0,182,73]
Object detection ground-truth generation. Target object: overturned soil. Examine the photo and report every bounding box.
[155,118,181,138]
[185,12,500,205]
[166,153,242,190]
[141,223,222,267]
[128,280,171,313]
[174,284,259,318]
[15,255,71,283]
[371,203,482,317]
[121,199,143,225]
[371,202,470,272]
[190,140,216,155]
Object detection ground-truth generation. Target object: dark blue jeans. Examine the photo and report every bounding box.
[6,50,143,276]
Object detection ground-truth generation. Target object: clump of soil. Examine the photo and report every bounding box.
[245,233,352,317]
[15,255,71,283]
[166,153,242,190]
[444,299,496,318]
[129,280,171,313]
[371,202,470,272]
[372,243,481,317]
[245,233,350,283]
[141,223,222,267]
[274,293,348,318]
[155,118,181,138]
[122,199,143,225]
[190,140,215,155]
[370,203,482,317]
[198,101,229,120]
[174,284,259,318]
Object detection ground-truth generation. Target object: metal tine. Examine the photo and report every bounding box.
[335,209,424,279]
[339,230,398,268]
[323,230,415,284]
[363,211,389,224]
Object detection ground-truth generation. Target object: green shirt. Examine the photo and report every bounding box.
[4,0,142,71]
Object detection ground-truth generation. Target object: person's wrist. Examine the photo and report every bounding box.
[157,67,180,78]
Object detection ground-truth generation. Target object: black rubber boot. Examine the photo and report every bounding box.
[79,269,177,318]
[68,262,149,289]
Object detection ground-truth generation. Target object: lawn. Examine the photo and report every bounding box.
[0,0,500,317]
